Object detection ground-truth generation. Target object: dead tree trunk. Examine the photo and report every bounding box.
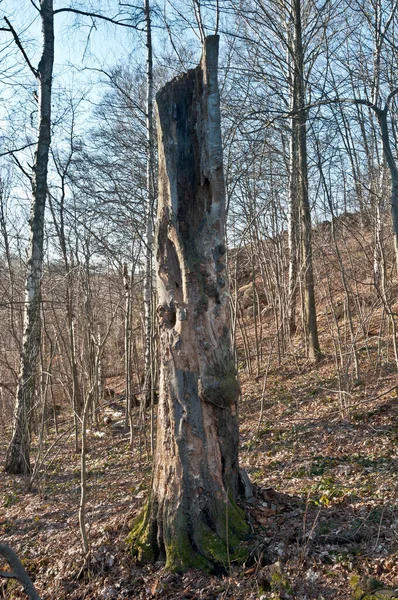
[128,35,248,572]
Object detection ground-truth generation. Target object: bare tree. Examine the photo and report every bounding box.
[4,0,54,474]
[142,0,156,422]
[291,0,321,360]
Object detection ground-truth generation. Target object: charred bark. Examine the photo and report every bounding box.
[128,35,248,573]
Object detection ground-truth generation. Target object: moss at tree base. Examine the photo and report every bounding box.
[126,502,157,563]
[350,575,398,599]
[127,496,249,574]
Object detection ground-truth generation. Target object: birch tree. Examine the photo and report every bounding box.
[142,0,156,414]
[4,0,54,474]
[2,1,143,474]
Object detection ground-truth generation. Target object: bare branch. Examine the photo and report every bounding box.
[3,17,38,78]
[192,0,205,42]
[162,11,187,69]
[118,2,143,9]
[53,8,144,30]
[0,143,36,158]
[215,0,219,35]
[85,67,147,121]
[273,96,381,124]
[385,87,398,111]
[165,0,202,42]
[10,153,33,182]
[28,0,40,11]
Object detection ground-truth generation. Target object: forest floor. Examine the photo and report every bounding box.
[1,344,398,600]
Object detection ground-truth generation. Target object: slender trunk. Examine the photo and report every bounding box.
[251,257,260,376]
[5,0,54,474]
[48,189,82,449]
[142,0,155,408]
[0,185,22,354]
[373,158,398,370]
[70,318,80,451]
[79,391,92,556]
[293,0,321,362]
[124,263,132,431]
[128,36,248,572]
[288,121,299,338]
[287,6,299,337]
[95,327,102,426]
[377,109,398,273]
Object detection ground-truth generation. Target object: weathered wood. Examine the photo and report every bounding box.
[128,35,248,572]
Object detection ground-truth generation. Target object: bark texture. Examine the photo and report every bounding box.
[377,109,398,274]
[293,0,321,362]
[142,0,155,410]
[287,69,299,338]
[4,0,54,474]
[128,35,248,572]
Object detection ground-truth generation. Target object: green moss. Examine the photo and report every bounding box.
[204,335,240,408]
[269,568,291,594]
[126,502,157,563]
[224,494,250,540]
[259,562,291,596]
[127,494,249,573]
[162,510,207,572]
[165,534,210,572]
[165,497,248,573]
[197,496,249,568]
[350,575,392,600]
[220,373,240,404]
[199,525,230,564]
[197,523,248,568]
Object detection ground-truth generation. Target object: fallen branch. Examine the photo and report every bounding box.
[0,544,41,600]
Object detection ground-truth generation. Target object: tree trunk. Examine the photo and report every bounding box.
[288,97,299,338]
[128,35,248,573]
[293,0,321,362]
[124,262,133,437]
[377,109,398,274]
[48,168,82,449]
[287,4,298,339]
[142,0,155,410]
[4,0,54,475]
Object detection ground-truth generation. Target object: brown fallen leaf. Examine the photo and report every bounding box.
[151,578,159,596]
[258,507,277,517]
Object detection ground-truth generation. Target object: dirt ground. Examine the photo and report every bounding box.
[1,346,398,600]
